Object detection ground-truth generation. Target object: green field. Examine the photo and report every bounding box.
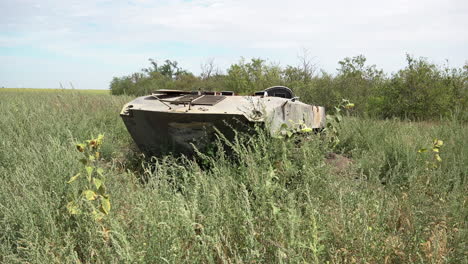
[0,90,466,263]
[0,88,109,94]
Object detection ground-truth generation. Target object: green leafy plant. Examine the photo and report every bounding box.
[324,99,354,148]
[67,134,111,221]
[418,138,444,169]
[276,121,314,139]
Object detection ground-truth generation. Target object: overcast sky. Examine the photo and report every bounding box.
[1,0,467,90]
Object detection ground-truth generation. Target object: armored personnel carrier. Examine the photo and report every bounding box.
[120,86,325,155]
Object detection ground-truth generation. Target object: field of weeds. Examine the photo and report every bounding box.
[0,90,466,263]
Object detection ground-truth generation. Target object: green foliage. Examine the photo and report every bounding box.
[110,59,198,96]
[334,55,385,115]
[324,99,355,149]
[3,73,466,262]
[380,55,464,120]
[224,58,283,94]
[418,138,444,169]
[109,55,467,121]
[68,134,111,221]
[275,121,314,139]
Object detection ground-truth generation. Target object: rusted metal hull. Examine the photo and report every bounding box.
[120,87,326,156]
[121,110,254,155]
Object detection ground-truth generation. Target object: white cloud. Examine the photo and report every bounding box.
[3,0,467,45]
[0,0,467,89]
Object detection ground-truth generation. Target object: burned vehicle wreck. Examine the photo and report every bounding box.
[120,86,325,156]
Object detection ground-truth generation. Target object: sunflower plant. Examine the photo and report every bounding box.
[66,134,111,221]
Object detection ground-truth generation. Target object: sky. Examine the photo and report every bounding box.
[0,0,467,90]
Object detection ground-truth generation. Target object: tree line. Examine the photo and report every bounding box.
[110,55,468,120]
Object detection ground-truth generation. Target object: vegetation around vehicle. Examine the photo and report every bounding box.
[0,88,466,263]
[110,55,468,121]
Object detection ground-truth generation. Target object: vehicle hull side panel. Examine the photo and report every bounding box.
[121,110,254,155]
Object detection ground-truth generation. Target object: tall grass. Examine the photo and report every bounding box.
[0,88,109,94]
[0,90,466,263]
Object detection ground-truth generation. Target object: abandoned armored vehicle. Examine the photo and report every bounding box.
[120,86,325,155]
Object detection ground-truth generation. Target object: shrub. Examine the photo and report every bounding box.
[109,55,468,121]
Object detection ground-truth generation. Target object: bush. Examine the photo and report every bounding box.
[109,56,468,120]
[380,55,466,120]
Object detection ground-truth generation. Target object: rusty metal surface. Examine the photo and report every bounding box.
[171,94,201,104]
[192,95,226,105]
[153,89,191,95]
[121,111,253,155]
